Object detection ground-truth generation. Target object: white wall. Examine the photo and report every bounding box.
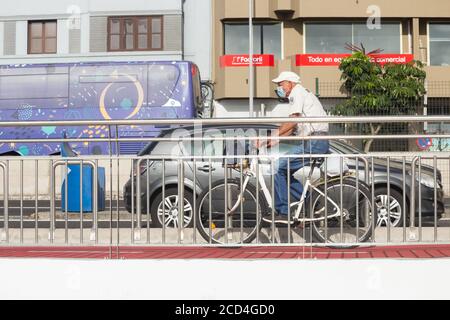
[57,20,70,55]
[15,21,28,56]
[2,259,450,300]
[215,99,291,118]
[0,52,183,65]
[80,13,90,54]
[0,0,182,18]
[184,0,212,80]
[0,22,4,55]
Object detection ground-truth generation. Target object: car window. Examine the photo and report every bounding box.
[151,141,181,156]
[181,127,278,158]
[182,134,224,158]
[268,140,363,156]
[203,136,224,157]
[332,141,363,154]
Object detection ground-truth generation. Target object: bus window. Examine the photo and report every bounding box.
[0,67,68,100]
[147,64,181,107]
[69,64,147,120]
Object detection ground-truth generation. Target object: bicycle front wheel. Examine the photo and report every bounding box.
[196,179,265,245]
[310,177,375,245]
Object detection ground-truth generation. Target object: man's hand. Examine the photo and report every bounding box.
[256,134,279,149]
[256,115,299,149]
[264,114,300,149]
[255,139,267,149]
[267,136,280,148]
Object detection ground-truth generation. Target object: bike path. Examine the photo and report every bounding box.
[1,245,450,260]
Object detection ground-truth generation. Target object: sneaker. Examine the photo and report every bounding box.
[263,213,295,225]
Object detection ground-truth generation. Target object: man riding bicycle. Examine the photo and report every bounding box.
[258,71,330,225]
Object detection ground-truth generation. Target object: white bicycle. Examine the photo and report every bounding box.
[196,147,375,245]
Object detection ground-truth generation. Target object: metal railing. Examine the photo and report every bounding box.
[0,116,448,248]
[0,161,8,243]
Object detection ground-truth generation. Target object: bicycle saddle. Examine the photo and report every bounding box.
[321,157,350,178]
[293,157,350,184]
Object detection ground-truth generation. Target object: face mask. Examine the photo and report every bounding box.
[276,86,287,98]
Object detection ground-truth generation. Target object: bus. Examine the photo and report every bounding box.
[0,61,203,156]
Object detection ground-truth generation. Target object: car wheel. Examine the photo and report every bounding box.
[150,188,194,228]
[375,188,407,228]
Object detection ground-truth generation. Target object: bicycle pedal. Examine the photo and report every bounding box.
[292,218,300,224]
[296,222,306,229]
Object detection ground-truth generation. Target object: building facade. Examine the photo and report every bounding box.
[0,0,212,79]
[212,0,450,118]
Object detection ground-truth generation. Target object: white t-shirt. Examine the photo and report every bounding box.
[288,85,329,136]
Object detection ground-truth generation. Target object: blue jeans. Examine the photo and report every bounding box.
[275,139,330,215]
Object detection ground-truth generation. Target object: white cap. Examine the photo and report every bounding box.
[272,71,301,84]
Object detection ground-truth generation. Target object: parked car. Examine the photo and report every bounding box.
[124,124,445,228]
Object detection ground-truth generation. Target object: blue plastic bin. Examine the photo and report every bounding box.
[61,165,106,213]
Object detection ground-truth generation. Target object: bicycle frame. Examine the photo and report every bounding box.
[227,155,343,224]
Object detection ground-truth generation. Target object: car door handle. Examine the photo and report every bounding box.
[197,165,216,173]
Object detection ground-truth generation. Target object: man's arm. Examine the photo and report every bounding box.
[268,113,301,147]
[278,113,301,135]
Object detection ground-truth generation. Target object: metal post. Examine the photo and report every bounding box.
[131,159,135,244]
[208,158,213,244]
[287,159,291,244]
[35,160,39,244]
[110,156,114,247]
[224,159,229,244]
[193,158,197,244]
[49,160,97,244]
[340,157,344,244]
[136,158,143,242]
[434,156,438,243]
[0,162,8,243]
[387,157,391,244]
[315,78,320,97]
[248,0,254,117]
[271,159,275,244]
[410,157,419,241]
[256,160,260,244]
[178,160,185,244]
[418,158,422,242]
[91,160,98,243]
[80,160,84,244]
[3,160,9,243]
[371,157,375,244]
[162,159,166,244]
[402,157,407,243]
[4,161,8,244]
[64,160,69,244]
[20,160,24,244]
[147,160,151,244]
[241,159,245,244]
[324,158,328,244]
[116,157,120,249]
[355,157,360,243]
[49,160,55,243]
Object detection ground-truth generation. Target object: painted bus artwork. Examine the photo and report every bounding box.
[0,61,203,156]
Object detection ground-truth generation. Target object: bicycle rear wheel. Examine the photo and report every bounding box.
[196,179,265,245]
[310,177,375,245]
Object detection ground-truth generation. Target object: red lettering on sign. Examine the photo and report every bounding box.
[220,55,275,67]
[296,54,414,67]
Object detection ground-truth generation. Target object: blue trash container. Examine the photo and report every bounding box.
[61,165,106,213]
[60,132,106,213]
